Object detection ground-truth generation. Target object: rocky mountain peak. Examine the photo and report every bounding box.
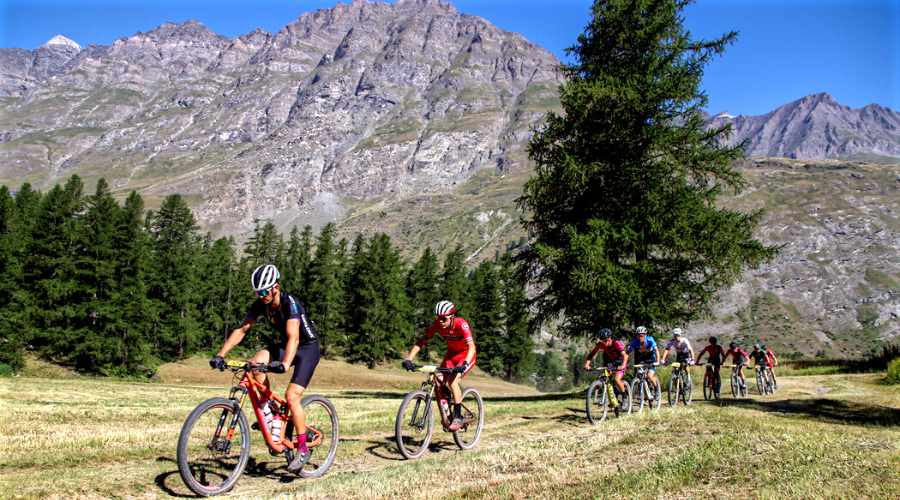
[42,34,81,51]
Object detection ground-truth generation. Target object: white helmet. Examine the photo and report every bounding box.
[672,327,683,337]
[636,326,648,334]
[251,264,280,291]
[434,300,457,316]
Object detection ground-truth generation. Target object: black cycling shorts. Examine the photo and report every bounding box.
[265,341,321,388]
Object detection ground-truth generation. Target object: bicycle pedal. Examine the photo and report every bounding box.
[251,422,260,431]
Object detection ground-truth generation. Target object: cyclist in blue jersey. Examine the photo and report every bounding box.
[209,264,320,472]
[626,326,660,389]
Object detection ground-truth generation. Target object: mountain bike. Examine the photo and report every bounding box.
[176,360,339,496]
[754,364,774,395]
[585,365,632,424]
[666,361,693,406]
[394,364,484,459]
[697,363,721,401]
[726,363,748,398]
[629,363,661,413]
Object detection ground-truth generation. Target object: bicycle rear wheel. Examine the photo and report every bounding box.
[453,388,484,450]
[394,390,434,459]
[768,369,778,392]
[177,397,250,497]
[284,395,339,478]
[586,379,610,424]
[649,379,661,410]
[731,373,738,398]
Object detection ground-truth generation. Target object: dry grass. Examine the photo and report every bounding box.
[0,370,897,499]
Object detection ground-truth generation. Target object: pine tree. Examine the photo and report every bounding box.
[346,234,412,368]
[306,223,346,355]
[283,225,313,294]
[499,253,535,381]
[406,246,440,358]
[197,235,240,350]
[243,220,284,273]
[439,246,470,315]
[0,186,23,371]
[468,260,504,375]
[147,194,202,360]
[19,176,84,358]
[519,0,776,335]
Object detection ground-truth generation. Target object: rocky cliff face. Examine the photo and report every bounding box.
[0,0,561,234]
[709,93,900,160]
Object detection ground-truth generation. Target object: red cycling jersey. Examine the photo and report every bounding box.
[765,349,776,368]
[417,317,476,361]
[724,347,749,364]
[697,344,725,365]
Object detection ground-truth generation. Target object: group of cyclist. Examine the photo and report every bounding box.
[584,325,780,401]
[209,263,781,473]
[208,264,478,471]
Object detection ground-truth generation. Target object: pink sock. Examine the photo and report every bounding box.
[296,430,308,453]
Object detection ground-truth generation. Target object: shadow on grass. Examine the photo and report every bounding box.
[337,390,584,403]
[728,398,900,427]
[336,390,406,400]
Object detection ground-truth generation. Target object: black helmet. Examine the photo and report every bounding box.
[729,341,737,348]
[598,328,612,340]
[709,336,718,344]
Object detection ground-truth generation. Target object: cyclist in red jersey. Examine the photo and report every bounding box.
[402,300,476,431]
[584,328,629,395]
[723,341,749,393]
[763,345,779,369]
[695,336,726,397]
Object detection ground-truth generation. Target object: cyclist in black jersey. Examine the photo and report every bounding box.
[209,264,320,471]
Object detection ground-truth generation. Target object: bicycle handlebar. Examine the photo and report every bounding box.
[411,364,456,374]
[221,360,272,372]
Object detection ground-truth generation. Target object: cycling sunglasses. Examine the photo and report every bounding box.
[256,286,275,298]
[436,315,451,322]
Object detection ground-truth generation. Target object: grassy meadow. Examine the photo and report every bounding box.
[1,358,898,499]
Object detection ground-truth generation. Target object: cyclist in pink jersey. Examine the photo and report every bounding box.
[723,341,749,393]
[584,328,629,395]
[402,300,476,431]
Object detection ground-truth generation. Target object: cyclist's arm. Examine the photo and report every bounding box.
[618,351,629,371]
[585,342,603,364]
[660,348,670,364]
[653,345,660,364]
[464,342,476,366]
[282,318,300,367]
[689,345,696,361]
[216,320,254,358]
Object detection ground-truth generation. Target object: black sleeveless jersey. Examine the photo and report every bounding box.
[243,292,318,345]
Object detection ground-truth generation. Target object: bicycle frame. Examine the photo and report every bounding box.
[408,365,461,429]
[223,361,323,454]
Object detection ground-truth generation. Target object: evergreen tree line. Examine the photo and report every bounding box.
[0,176,533,381]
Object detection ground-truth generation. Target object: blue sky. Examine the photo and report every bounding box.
[0,0,897,115]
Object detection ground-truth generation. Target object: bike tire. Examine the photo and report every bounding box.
[731,374,738,398]
[621,380,633,414]
[453,388,484,450]
[283,395,339,478]
[632,379,644,414]
[681,371,693,405]
[769,369,778,392]
[756,369,765,395]
[586,379,610,424]
[667,372,679,407]
[177,397,250,497]
[394,390,434,459]
[703,371,711,401]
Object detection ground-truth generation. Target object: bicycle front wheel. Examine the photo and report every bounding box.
[631,379,644,414]
[681,371,693,405]
[650,379,661,410]
[731,374,739,398]
[756,370,766,395]
[667,373,679,407]
[284,395,339,478]
[768,369,778,392]
[453,387,484,450]
[703,372,712,401]
[176,397,250,497]
[586,379,610,424]
[395,390,434,459]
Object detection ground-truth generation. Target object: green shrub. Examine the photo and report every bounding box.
[886,358,900,384]
[0,363,13,377]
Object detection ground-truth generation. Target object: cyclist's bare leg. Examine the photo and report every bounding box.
[613,371,626,393]
[737,365,746,386]
[250,349,271,390]
[447,373,463,404]
[286,383,306,435]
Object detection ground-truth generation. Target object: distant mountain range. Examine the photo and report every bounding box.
[708,92,900,161]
